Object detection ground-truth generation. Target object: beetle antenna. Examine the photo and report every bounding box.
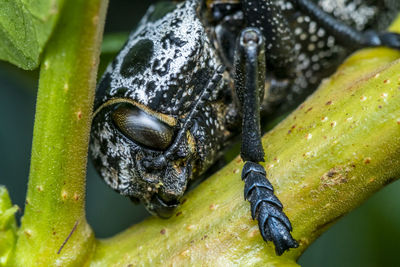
[164,66,225,160]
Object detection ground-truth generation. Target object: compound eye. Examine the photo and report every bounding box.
[112,104,174,150]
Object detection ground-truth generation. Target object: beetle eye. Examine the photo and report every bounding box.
[112,104,174,150]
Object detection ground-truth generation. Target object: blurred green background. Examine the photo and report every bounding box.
[1,1,400,266]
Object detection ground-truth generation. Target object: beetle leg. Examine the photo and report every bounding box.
[289,0,400,50]
[242,0,298,78]
[234,28,298,255]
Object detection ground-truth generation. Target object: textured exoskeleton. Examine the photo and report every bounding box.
[91,0,400,255]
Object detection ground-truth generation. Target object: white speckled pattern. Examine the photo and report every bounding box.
[90,0,399,215]
[91,0,233,214]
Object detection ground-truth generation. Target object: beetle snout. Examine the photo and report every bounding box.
[139,157,192,218]
[142,154,167,171]
[149,194,179,218]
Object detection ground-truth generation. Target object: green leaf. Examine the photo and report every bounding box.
[101,32,128,55]
[98,32,128,77]
[0,186,18,267]
[0,0,64,70]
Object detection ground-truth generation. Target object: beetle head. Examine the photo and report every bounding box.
[90,0,233,217]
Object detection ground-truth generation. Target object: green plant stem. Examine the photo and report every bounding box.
[90,21,400,266]
[4,6,399,266]
[9,0,108,266]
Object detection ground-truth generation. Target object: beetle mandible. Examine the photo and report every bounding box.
[90,0,400,255]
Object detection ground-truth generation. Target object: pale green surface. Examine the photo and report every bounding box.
[0,0,65,70]
[90,24,400,266]
[2,6,400,267]
[7,0,108,266]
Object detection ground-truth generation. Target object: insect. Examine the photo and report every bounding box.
[90,0,400,255]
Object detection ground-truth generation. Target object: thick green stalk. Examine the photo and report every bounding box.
[9,0,108,266]
[90,20,400,266]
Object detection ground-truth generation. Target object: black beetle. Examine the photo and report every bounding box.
[90,0,400,255]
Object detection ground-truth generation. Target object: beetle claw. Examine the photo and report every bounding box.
[242,161,298,255]
[266,216,299,256]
